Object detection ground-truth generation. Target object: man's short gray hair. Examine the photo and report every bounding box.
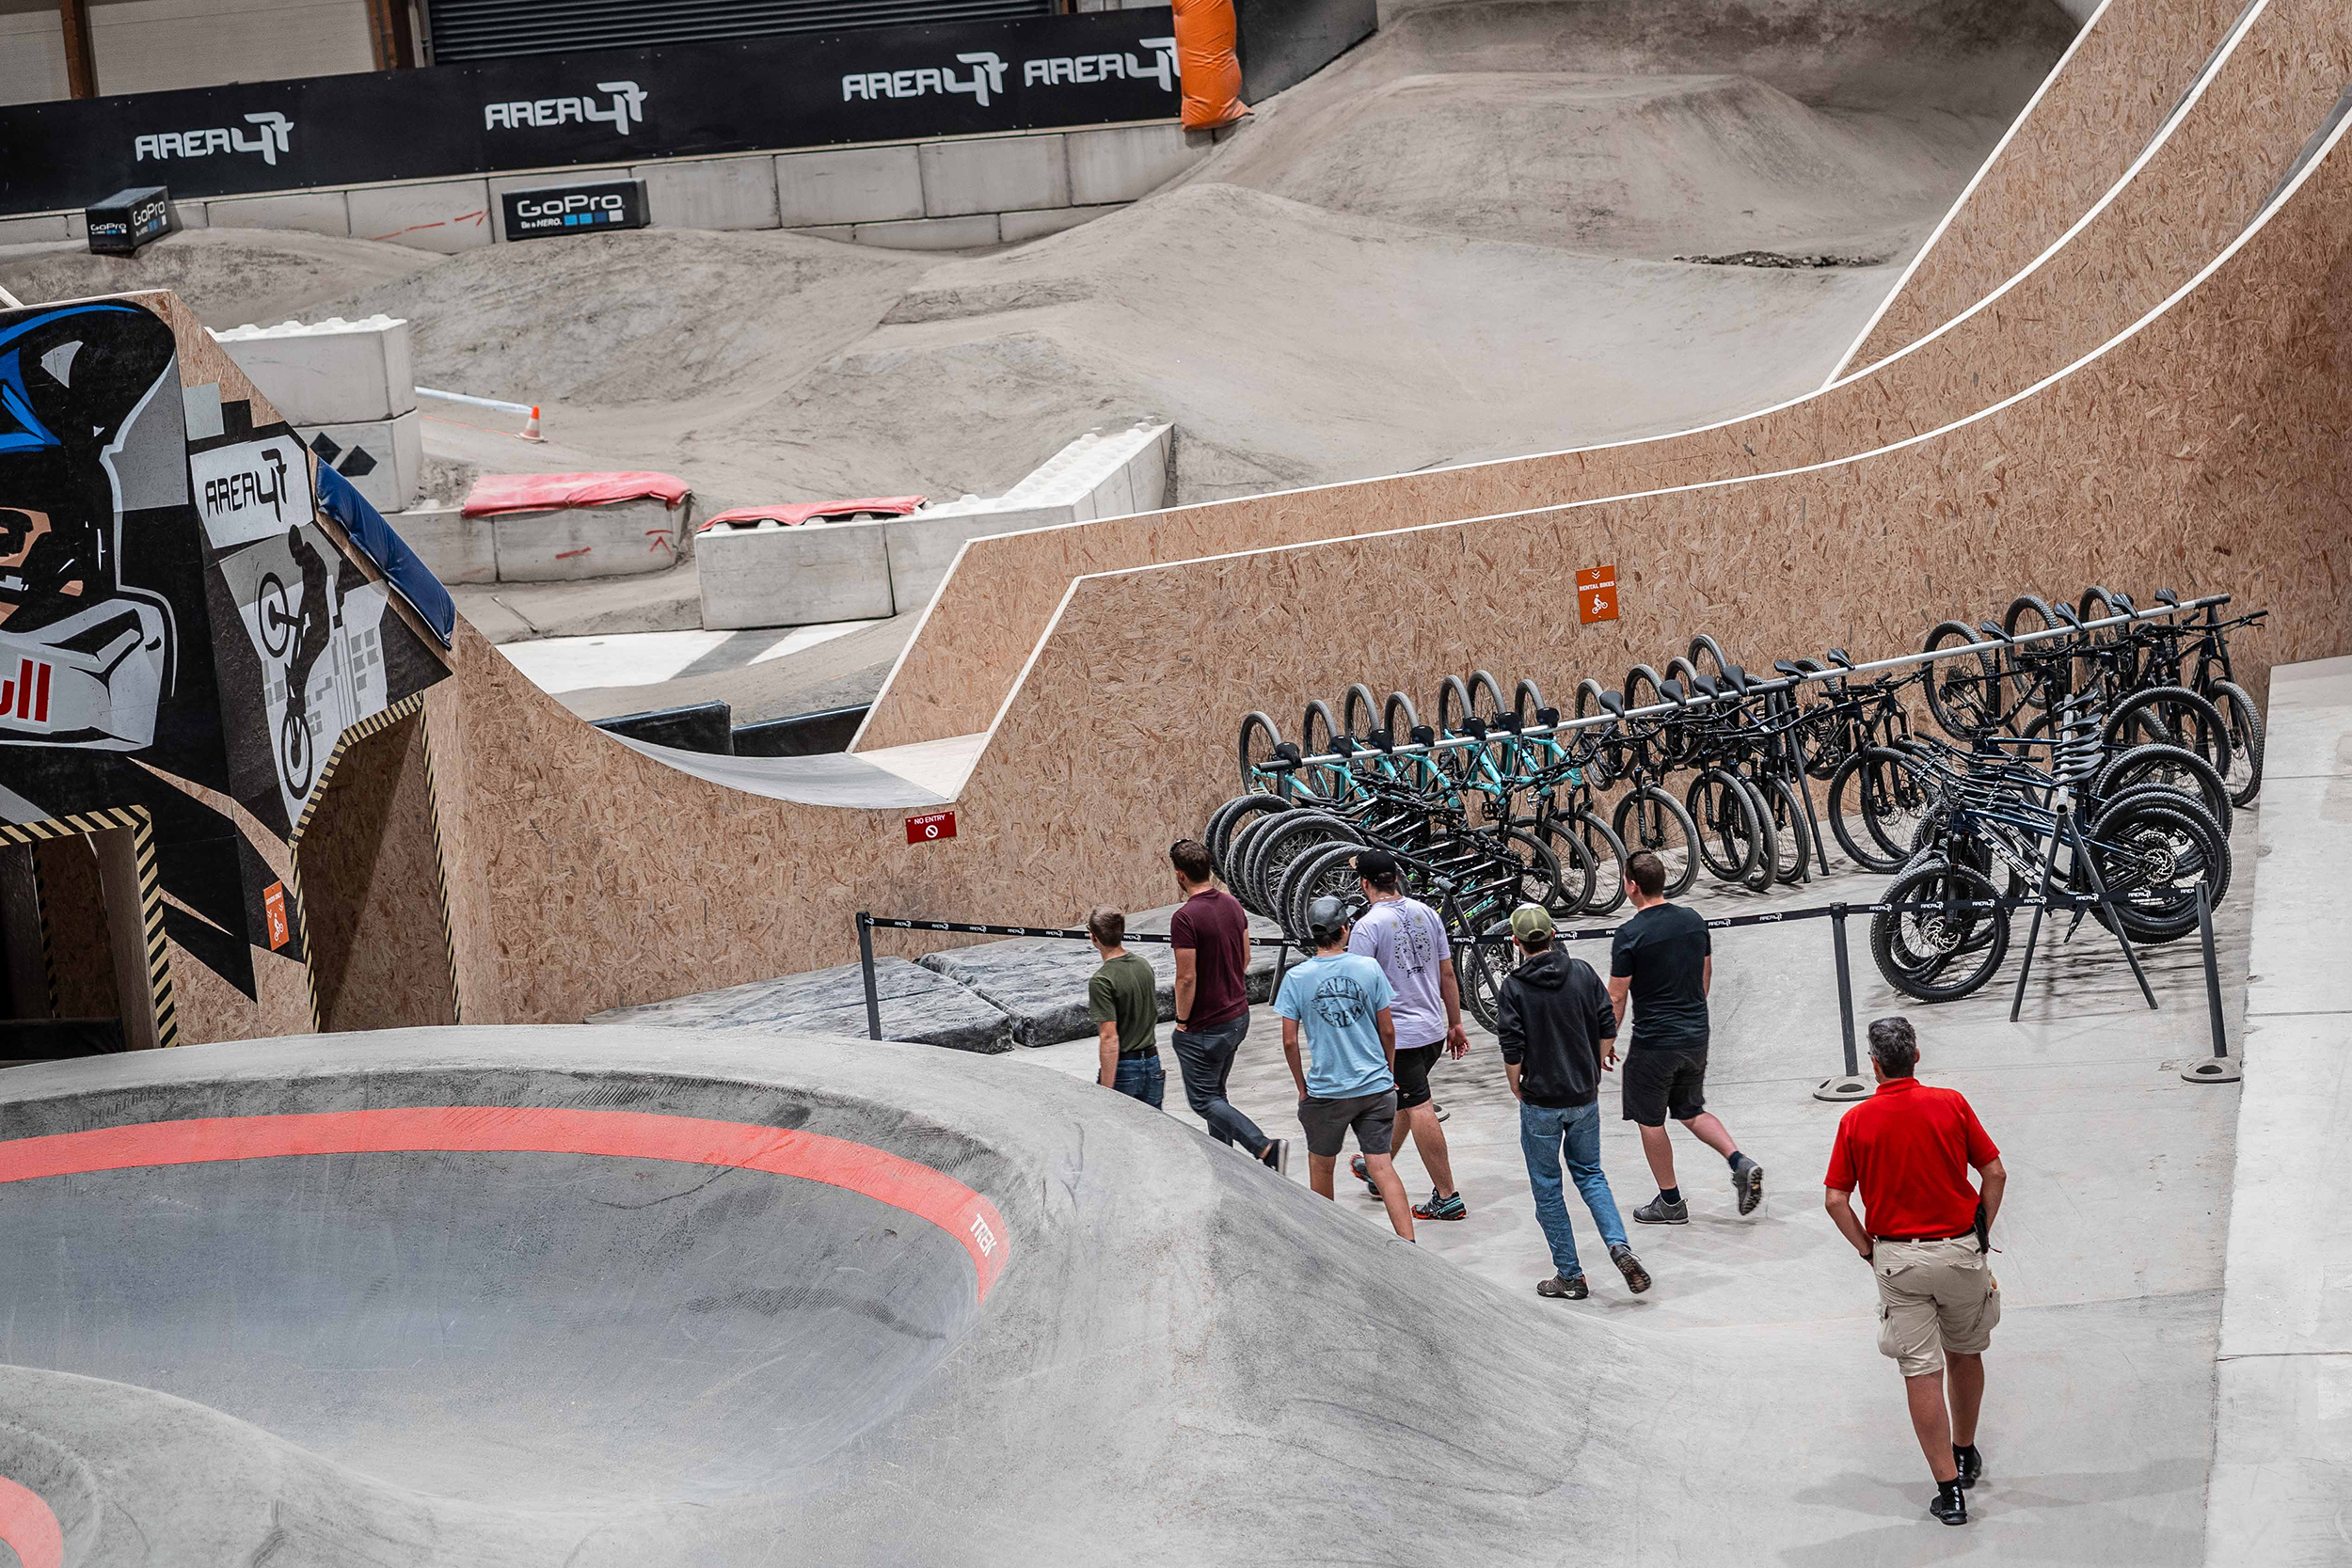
[1867,1016,1918,1077]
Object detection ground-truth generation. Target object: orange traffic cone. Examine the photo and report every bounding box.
[519,405,543,441]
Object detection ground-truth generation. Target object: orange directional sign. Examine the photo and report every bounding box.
[1576,564,1619,625]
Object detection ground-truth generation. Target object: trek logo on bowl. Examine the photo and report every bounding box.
[134,112,292,166]
[484,81,647,134]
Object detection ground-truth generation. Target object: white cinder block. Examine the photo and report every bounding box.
[204,190,351,237]
[633,157,781,231]
[851,214,1000,250]
[487,168,631,241]
[347,181,492,252]
[776,145,925,227]
[1066,122,1204,205]
[492,496,691,581]
[302,408,422,515]
[1000,204,1116,243]
[389,502,496,584]
[919,135,1068,217]
[0,213,72,245]
[698,519,896,629]
[215,316,415,426]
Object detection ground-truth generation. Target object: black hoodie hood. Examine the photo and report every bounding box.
[1515,946,1571,990]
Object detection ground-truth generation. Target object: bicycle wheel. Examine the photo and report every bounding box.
[2207,679,2264,805]
[1998,594,2068,711]
[1206,793,1284,883]
[1513,678,1547,729]
[1663,656,1702,692]
[1574,678,1613,721]
[2080,794,2230,942]
[1341,684,1379,741]
[1827,746,1919,873]
[1613,784,1700,896]
[1533,816,1597,914]
[1248,812,1358,919]
[2091,742,2231,840]
[1921,620,2002,739]
[1469,670,1509,724]
[1624,664,1667,714]
[1281,841,1369,946]
[1736,777,1779,893]
[1301,700,1341,760]
[1222,807,1294,902]
[1870,861,2010,1003]
[1453,927,1509,1033]
[1484,826,1564,911]
[1689,634,1732,686]
[1383,689,1421,740]
[1764,775,1812,886]
[1684,768,1762,884]
[1237,710,1282,792]
[1572,810,1630,913]
[1437,675,1475,737]
[2103,686,2230,780]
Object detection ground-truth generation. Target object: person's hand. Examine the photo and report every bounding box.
[1859,1242,1876,1263]
[1445,1023,1469,1057]
[1603,1043,1618,1070]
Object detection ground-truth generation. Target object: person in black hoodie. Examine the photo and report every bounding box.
[1498,904,1652,1300]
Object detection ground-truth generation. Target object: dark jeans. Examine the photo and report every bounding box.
[1171,1014,1270,1153]
[1112,1053,1165,1107]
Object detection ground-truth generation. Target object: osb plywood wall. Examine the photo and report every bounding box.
[858,0,2259,755]
[1844,0,2245,370]
[434,125,2350,1021]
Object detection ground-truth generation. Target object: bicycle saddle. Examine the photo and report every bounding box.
[1977,620,2010,643]
[1689,673,1717,698]
[1598,690,1626,716]
[2153,588,2179,606]
[1535,706,1560,728]
[1721,665,1750,695]
[1496,711,1523,734]
[1826,648,1853,670]
[1658,678,1687,705]
[1331,736,1358,757]
[1368,728,1394,753]
[1409,724,1436,747]
[1268,742,1301,770]
[2051,603,2081,626]
[1772,658,1803,677]
[1461,716,1488,739]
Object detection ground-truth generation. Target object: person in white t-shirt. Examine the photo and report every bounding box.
[1344,849,1470,1221]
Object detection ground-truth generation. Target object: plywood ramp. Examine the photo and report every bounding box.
[859,0,2332,754]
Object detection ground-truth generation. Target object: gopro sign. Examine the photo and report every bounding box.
[500,178,648,241]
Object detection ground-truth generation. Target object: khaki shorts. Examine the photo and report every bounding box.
[1873,1238,2000,1377]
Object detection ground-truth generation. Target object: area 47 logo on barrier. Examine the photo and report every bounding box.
[485,81,647,134]
[135,112,292,166]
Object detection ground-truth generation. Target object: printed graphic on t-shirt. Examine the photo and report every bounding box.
[1312,973,1375,1030]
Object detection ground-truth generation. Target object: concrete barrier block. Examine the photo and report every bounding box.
[173,201,209,230]
[204,190,351,237]
[488,168,631,241]
[388,502,495,585]
[1000,204,1117,243]
[698,519,895,629]
[632,157,781,231]
[1067,122,1204,205]
[347,180,493,252]
[215,316,415,425]
[788,224,858,242]
[492,495,692,582]
[850,214,1000,250]
[884,505,1066,610]
[776,145,924,227]
[302,408,422,515]
[0,213,72,245]
[919,135,1068,217]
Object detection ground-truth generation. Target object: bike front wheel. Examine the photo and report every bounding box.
[1613,785,1700,896]
[1870,861,2010,1002]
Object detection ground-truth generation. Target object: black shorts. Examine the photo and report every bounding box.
[1622,1046,1708,1126]
[1298,1091,1398,1158]
[1391,1043,1443,1109]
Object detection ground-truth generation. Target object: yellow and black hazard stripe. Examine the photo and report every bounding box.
[0,805,179,1049]
[417,708,463,1023]
[288,689,434,847]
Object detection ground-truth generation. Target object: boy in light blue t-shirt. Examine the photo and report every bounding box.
[1277,896,1414,1239]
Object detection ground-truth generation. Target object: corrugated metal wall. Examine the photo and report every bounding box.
[425,0,1053,63]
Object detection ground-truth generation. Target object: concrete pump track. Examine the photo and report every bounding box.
[2,0,2350,1560]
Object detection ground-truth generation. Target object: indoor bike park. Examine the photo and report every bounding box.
[1202,587,2261,1027]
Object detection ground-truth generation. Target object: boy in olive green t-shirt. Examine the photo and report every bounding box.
[1088,907,1164,1107]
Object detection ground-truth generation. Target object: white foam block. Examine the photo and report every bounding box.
[216,316,415,426]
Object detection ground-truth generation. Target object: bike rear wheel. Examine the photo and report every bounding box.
[1685,768,1763,884]
[2081,794,2230,942]
[1764,775,1812,885]
[1871,861,2010,1002]
[1827,746,1922,872]
[2208,679,2264,805]
[1341,684,1379,741]
[1922,620,2002,739]
[1237,710,1282,792]
[1613,785,1699,896]
[1572,811,1630,913]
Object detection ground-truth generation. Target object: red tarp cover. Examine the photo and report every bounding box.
[698,497,927,532]
[462,472,691,517]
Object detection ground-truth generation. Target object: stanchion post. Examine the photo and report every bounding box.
[2183,880,2240,1084]
[857,911,882,1042]
[1814,904,1871,1101]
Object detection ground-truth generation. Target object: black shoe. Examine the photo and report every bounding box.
[1536,1274,1588,1300]
[1432,1101,1450,1123]
[1413,1189,1467,1221]
[1610,1243,1651,1293]
[1261,1138,1291,1176]
[1350,1153,1379,1198]
[1632,1195,1689,1225]
[1953,1445,1983,1489]
[1733,1161,1764,1216]
[1929,1482,1968,1526]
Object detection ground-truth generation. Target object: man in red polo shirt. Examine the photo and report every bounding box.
[1824,1017,2008,1528]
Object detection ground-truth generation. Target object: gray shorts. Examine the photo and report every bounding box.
[1298,1090,1398,1159]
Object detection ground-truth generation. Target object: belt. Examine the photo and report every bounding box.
[1872,1229,1976,1243]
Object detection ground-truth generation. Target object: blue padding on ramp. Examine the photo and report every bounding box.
[314,462,455,647]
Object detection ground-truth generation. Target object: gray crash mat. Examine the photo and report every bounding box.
[592,957,1014,1053]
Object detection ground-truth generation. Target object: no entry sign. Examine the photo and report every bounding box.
[906,810,957,844]
[1576,564,1619,625]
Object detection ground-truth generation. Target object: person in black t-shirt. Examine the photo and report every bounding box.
[1608,850,1763,1224]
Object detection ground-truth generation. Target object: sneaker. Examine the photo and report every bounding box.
[1261,1138,1291,1176]
[1610,1243,1651,1293]
[1535,1274,1588,1300]
[1351,1153,1380,1198]
[1432,1101,1450,1123]
[1633,1195,1689,1226]
[1733,1160,1765,1216]
[1953,1445,1983,1490]
[1413,1189,1467,1222]
[1929,1482,1968,1526]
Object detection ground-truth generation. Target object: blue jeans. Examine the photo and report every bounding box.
[1170,1015,1271,1153]
[1519,1100,1627,1278]
[1112,1053,1165,1107]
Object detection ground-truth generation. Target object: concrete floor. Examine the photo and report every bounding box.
[1023,825,2252,1560]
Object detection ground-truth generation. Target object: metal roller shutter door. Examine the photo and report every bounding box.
[426,0,1055,61]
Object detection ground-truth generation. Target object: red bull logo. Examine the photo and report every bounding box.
[0,656,53,725]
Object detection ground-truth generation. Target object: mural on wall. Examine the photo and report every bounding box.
[0,299,450,999]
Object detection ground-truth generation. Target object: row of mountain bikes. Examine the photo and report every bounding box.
[1194,586,2265,1022]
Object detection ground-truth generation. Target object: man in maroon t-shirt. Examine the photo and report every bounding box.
[1824,1017,2008,1528]
[1168,840,1286,1172]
